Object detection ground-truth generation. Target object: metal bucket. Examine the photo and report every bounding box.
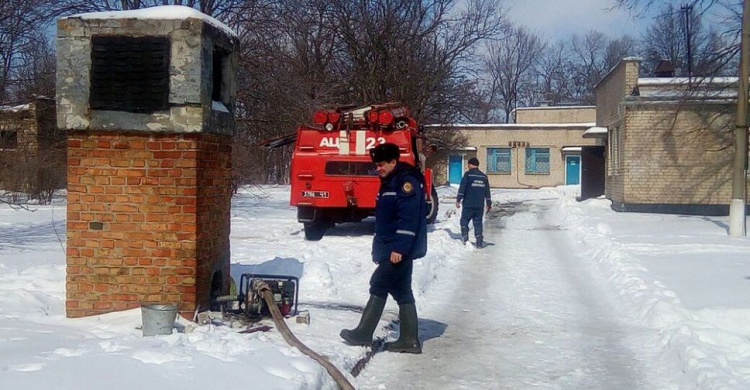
[141,303,178,336]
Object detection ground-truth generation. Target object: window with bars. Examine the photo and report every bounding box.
[608,127,621,176]
[90,36,170,113]
[525,147,550,174]
[487,147,511,173]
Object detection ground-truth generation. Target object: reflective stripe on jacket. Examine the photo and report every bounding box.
[456,167,491,208]
[372,163,428,263]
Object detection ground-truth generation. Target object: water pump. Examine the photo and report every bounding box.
[239,273,299,319]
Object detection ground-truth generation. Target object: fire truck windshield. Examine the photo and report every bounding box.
[325,161,378,176]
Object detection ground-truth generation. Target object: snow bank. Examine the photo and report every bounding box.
[553,189,750,389]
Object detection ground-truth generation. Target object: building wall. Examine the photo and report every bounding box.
[605,123,625,203]
[461,127,597,188]
[431,105,598,187]
[57,16,237,134]
[596,58,640,203]
[427,150,449,185]
[0,99,65,193]
[515,106,595,124]
[195,137,232,309]
[0,103,38,153]
[431,149,477,186]
[65,132,231,318]
[596,57,749,214]
[0,105,36,192]
[596,58,640,128]
[617,104,746,207]
[35,99,64,150]
[58,11,237,318]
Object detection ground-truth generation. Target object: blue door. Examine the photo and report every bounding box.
[449,155,463,184]
[566,155,581,185]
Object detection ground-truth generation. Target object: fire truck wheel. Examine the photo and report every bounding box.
[426,187,439,224]
[303,222,328,241]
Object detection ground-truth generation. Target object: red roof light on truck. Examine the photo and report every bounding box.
[328,112,341,124]
[378,110,394,125]
[312,111,328,125]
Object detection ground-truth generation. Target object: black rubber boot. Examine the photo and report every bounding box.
[384,303,422,354]
[476,236,484,248]
[460,226,469,244]
[340,295,386,346]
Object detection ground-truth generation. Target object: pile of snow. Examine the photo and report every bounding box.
[67,5,236,37]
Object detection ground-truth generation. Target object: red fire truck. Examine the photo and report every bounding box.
[266,103,438,240]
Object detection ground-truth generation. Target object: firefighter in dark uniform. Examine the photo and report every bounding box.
[340,143,427,354]
[456,157,492,247]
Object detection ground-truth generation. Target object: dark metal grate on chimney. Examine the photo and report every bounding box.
[90,36,170,113]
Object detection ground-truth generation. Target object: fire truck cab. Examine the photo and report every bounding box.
[290,103,438,240]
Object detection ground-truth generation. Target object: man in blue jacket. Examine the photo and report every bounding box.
[340,143,426,354]
[456,157,492,247]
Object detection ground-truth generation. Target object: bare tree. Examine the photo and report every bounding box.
[606,35,639,69]
[229,0,506,184]
[694,29,739,75]
[640,3,736,77]
[0,0,504,186]
[533,40,572,104]
[230,0,345,186]
[484,25,545,122]
[640,4,686,75]
[329,0,506,124]
[13,32,56,101]
[1,1,244,104]
[0,0,54,103]
[568,31,638,103]
[613,0,736,16]
[456,78,503,123]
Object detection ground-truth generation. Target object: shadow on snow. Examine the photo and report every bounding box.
[0,220,65,250]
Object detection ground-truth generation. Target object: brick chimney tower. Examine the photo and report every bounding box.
[57,7,238,318]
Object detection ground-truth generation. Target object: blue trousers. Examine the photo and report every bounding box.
[460,207,484,239]
[369,258,414,305]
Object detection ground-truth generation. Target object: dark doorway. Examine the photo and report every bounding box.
[581,146,605,199]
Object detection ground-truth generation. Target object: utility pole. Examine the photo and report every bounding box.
[681,4,693,83]
[730,0,750,237]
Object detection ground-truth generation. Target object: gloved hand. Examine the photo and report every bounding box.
[455,201,461,209]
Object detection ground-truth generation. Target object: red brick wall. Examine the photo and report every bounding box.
[66,131,232,318]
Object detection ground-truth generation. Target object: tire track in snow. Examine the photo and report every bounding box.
[357,197,677,389]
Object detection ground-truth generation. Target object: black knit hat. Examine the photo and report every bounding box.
[468,157,479,166]
[370,143,400,163]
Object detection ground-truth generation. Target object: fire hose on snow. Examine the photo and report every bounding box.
[257,282,356,390]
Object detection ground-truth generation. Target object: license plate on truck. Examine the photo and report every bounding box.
[301,191,329,198]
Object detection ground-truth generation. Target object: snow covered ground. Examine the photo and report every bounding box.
[1,185,749,389]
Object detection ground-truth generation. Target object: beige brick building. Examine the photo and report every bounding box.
[595,57,749,215]
[430,106,599,189]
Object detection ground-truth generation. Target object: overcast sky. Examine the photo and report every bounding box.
[504,0,651,41]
